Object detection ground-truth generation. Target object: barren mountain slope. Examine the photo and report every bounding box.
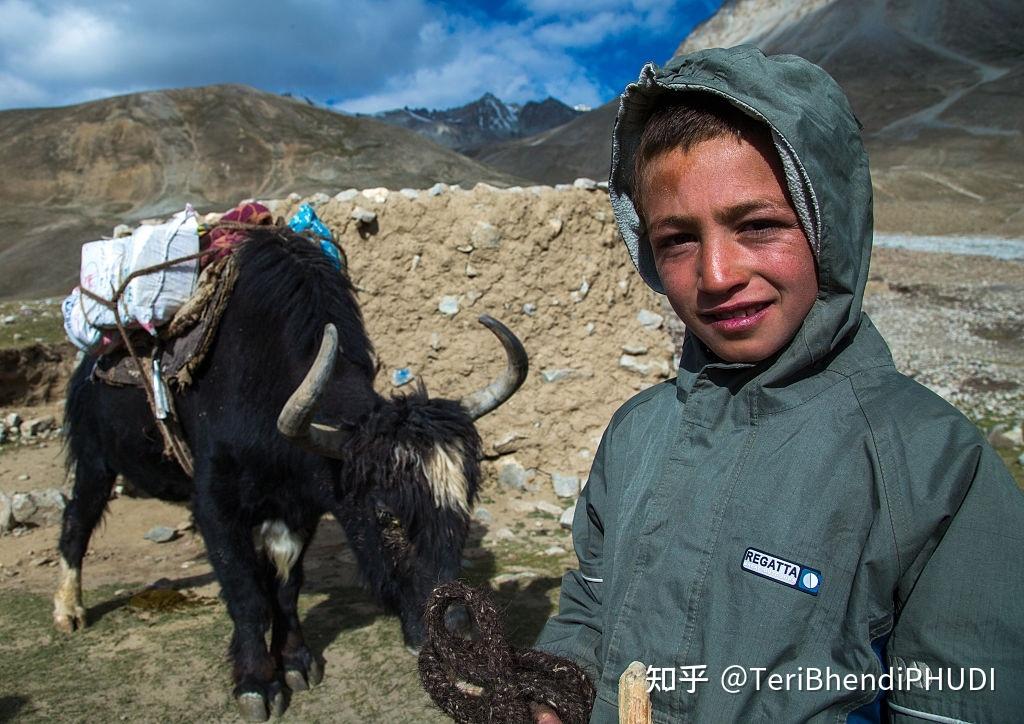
[478,0,1023,238]
[0,84,523,300]
[685,0,1023,235]
[474,101,618,184]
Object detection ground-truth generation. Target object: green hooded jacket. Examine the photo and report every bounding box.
[535,46,1024,723]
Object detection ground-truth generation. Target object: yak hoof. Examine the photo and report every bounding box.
[270,689,285,719]
[236,692,270,722]
[284,669,308,692]
[284,660,322,691]
[235,684,284,722]
[306,658,323,687]
[283,649,322,692]
[53,606,87,634]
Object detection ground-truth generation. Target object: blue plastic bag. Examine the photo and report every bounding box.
[288,204,342,270]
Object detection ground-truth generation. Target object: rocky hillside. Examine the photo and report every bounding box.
[0,84,522,300]
[474,101,617,187]
[371,93,583,153]
[677,0,1024,238]
[479,0,1023,240]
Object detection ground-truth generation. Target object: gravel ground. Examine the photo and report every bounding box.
[865,246,1023,422]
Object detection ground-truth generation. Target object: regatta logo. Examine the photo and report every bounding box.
[742,547,821,596]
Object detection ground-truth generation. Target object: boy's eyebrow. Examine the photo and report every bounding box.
[648,214,698,234]
[716,199,793,225]
[648,200,793,233]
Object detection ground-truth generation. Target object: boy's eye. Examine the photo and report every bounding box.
[740,219,782,234]
[653,232,697,248]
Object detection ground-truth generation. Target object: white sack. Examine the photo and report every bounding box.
[79,236,131,328]
[123,209,199,331]
[61,287,102,353]
[75,207,200,333]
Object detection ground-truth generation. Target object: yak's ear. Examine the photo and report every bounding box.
[278,324,350,457]
[458,315,528,420]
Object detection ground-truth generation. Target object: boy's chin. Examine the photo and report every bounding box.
[701,336,786,364]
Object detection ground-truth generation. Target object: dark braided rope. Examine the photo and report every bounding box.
[419,581,595,724]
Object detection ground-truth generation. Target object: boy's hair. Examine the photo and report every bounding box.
[631,93,770,220]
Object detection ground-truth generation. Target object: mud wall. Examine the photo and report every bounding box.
[261,185,679,483]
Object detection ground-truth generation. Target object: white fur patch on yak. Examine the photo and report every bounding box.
[422,441,470,514]
[254,520,304,582]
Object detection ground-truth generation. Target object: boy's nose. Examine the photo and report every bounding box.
[696,238,747,295]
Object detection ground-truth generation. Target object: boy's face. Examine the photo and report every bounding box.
[643,133,818,363]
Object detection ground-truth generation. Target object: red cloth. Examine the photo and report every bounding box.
[201,202,273,265]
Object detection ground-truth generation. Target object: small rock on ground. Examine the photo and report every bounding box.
[144,526,178,544]
[497,460,529,490]
[535,501,563,517]
[438,296,460,317]
[637,309,664,330]
[551,473,580,498]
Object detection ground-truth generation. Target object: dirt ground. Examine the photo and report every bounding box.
[1,187,1022,722]
[0,416,575,723]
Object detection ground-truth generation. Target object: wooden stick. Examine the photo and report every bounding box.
[618,661,652,724]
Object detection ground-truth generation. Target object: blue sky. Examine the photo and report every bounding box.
[0,0,722,112]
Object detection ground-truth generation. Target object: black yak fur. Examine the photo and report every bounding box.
[58,227,482,717]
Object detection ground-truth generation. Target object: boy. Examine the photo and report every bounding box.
[533,46,1023,722]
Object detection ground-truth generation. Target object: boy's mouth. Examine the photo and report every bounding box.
[701,301,771,331]
[702,301,770,320]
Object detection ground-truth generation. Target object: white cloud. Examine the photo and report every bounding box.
[0,0,715,111]
[518,0,647,15]
[333,8,609,113]
[0,0,443,109]
[532,11,637,48]
[516,0,670,21]
[0,70,45,108]
[15,7,123,80]
[335,23,605,113]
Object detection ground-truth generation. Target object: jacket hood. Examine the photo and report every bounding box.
[609,46,874,382]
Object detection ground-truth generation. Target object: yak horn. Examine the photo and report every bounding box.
[460,315,528,420]
[277,323,349,457]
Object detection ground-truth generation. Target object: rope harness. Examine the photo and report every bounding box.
[418,580,596,724]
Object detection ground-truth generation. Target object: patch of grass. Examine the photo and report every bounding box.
[0,537,572,722]
[0,584,232,722]
[290,588,447,723]
[0,578,530,722]
[0,298,64,349]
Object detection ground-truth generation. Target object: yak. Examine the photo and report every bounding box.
[55,226,527,721]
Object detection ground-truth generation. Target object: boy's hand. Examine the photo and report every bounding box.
[531,703,563,723]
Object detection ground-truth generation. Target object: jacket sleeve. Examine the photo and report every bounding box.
[886,435,1024,722]
[532,426,611,680]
